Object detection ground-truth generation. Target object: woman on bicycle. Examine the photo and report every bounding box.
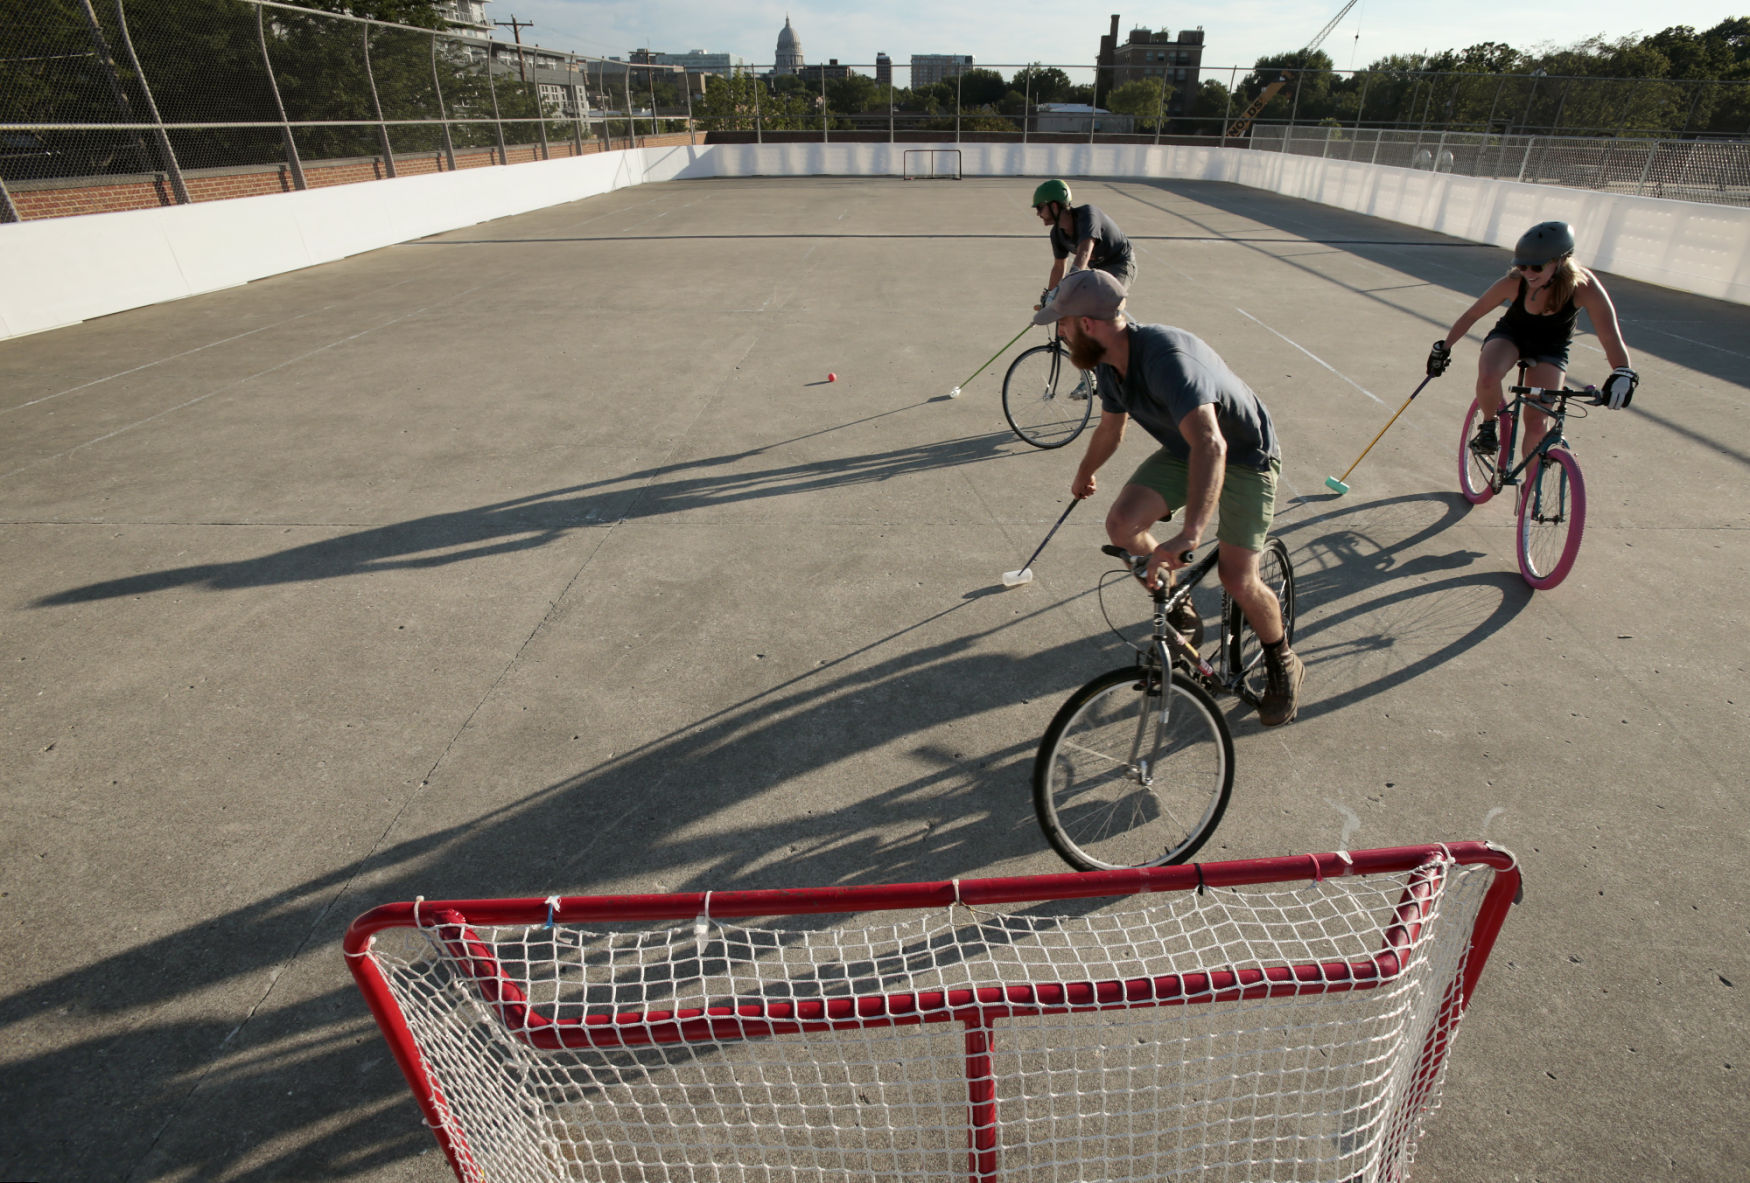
[1426,221,1637,458]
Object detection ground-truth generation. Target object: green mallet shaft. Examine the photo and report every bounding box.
[953,324,1032,394]
[1325,374,1436,494]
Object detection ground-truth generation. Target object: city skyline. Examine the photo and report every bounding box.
[475,1,1750,77]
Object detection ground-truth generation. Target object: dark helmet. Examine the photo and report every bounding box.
[1513,221,1576,266]
[1032,178,1072,209]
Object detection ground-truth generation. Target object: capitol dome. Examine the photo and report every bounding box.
[775,16,804,74]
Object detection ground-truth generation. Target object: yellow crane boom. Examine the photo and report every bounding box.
[1224,0,1359,139]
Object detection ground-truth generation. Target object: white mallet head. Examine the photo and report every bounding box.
[949,386,961,398]
[1001,568,1033,588]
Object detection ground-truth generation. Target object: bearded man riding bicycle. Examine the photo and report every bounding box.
[1040,269,1303,726]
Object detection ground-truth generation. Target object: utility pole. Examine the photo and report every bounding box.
[494,15,532,82]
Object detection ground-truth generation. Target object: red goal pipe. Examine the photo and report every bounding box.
[345,842,1521,1183]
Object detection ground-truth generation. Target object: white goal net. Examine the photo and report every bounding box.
[903,149,963,180]
[347,844,1519,1183]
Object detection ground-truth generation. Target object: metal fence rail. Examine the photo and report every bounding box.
[1250,125,1750,207]
[5,0,1750,221]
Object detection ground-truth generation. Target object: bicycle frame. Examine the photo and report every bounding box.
[1495,385,1583,487]
[1104,545,1247,715]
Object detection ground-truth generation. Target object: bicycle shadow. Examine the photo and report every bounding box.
[0,590,1114,1180]
[29,425,1020,607]
[1265,489,1533,723]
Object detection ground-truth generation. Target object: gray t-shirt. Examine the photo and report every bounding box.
[1096,323,1280,472]
[1049,204,1133,272]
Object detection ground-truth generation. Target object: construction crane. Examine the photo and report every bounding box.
[1224,0,1359,140]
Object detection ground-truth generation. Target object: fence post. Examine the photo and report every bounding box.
[684,69,694,144]
[1153,74,1165,146]
[1322,124,1332,158]
[1370,126,1381,165]
[824,70,830,144]
[1354,70,1370,140]
[649,64,659,140]
[105,0,190,203]
[581,55,595,154]
[623,68,634,147]
[1634,140,1659,196]
[363,25,397,177]
[256,5,306,190]
[533,67,550,159]
[430,33,456,170]
[1021,69,1030,145]
[956,72,963,144]
[1088,57,1099,145]
[1517,135,1536,182]
[1219,66,1235,147]
[484,42,508,163]
[1434,129,1448,171]
[753,75,762,145]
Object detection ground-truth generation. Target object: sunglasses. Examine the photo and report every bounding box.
[1514,262,1546,274]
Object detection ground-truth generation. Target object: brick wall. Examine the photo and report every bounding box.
[4,133,700,222]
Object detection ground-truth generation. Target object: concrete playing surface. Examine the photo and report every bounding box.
[2,175,1746,1180]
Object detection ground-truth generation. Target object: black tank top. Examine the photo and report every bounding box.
[1492,277,1579,356]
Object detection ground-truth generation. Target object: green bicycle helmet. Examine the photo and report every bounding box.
[1032,178,1072,209]
[1513,220,1576,266]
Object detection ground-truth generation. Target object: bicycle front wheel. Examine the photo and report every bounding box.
[1002,343,1094,449]
[1033,666,1234,871]
[1516,448,1587,589]
[1459,397,1514,504]
[1223,536,1295,707]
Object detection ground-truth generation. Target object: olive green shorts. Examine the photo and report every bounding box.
[1126,450,1279,552]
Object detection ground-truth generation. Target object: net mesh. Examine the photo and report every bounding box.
[357,858,1498,1183]
[902,149,962,180]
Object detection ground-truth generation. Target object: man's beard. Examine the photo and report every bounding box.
[1066,329,1106,372]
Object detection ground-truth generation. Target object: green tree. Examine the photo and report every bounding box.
[955,67,1006,106]
[1012,64,1074,102]
[1105,78,1173,131]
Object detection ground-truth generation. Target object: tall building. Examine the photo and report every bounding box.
[911,54,973,89]
[875,53,891,87]
[775,17,804,75]
[1112,25,1205,117]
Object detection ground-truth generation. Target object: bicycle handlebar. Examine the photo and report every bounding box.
[1509,383,1604,406]
[1101,543,1198,567]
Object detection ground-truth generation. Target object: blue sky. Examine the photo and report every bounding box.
[491,1,1748,76]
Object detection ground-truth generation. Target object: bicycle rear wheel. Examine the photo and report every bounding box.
[1223,537,1295,707]
[1459,397,1514,505]
[1033,666,1233,871]
[1002,343,1094,449]
[1516,448,1587,589]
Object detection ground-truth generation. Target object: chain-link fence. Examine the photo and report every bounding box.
[0,0,696,221]
[1249,126,1750,208]
[6,3,1750,221]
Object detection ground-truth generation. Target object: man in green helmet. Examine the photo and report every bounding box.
[1032,179,1139,400]
[1031,179,1137,295]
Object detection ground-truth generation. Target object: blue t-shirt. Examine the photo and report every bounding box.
[1049,204,1133,273]
[1096,323,1279,472]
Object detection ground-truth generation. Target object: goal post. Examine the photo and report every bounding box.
[903,148,963,180]
[346,842,1520,1183]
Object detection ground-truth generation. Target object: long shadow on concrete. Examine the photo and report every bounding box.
[30,424,1012,607]
[0,587,1127,1179]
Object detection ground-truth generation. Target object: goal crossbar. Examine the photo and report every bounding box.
[347,843,1520,1183]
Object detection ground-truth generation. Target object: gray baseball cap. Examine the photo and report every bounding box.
[1032,268,1127,325]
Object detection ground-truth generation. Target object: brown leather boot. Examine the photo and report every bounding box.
[1258,645,1304,726]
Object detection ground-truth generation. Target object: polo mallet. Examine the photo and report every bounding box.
[950,324,1032,397]
[1325,374,1436,494]
[1003,499,1081,587]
